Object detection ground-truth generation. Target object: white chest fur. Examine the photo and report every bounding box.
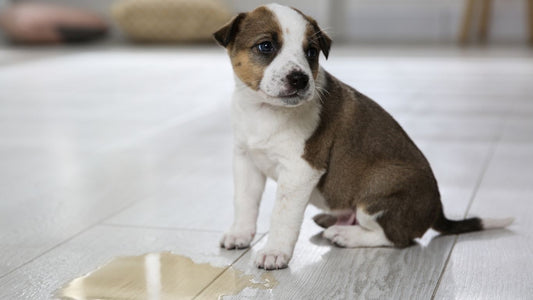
[231,79,322,181]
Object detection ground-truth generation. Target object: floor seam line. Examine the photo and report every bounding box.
[0,102,229,282]
[0,226,95,281]
[0,200,138,281]
[430,235,458,300]
[431,136,499,299]
[462,136,500,219]
[100,222,226,233]
[192,233,268,299]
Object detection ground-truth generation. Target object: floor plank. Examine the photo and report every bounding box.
[200,212,457,300]
[0,225,259,300]
[434,190,532,299]
[0,50,233,277]
[434,142,533,299]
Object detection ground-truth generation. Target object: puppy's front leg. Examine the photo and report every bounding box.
[255,163,323,270]
[220,147,266,249]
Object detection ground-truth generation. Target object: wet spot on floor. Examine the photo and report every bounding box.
[55,252,277,300]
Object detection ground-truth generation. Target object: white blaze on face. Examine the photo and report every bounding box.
[260,4,314,102]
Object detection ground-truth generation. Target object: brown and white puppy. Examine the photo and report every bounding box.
[214,3,513,270]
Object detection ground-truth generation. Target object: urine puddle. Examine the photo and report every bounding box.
[55,252,277,300]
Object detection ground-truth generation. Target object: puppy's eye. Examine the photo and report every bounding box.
[257,41,275,54]
[306,47,318,58]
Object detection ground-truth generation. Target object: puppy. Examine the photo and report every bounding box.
[213,3,513,270]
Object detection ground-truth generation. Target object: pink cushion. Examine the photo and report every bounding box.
[0,3,108,43]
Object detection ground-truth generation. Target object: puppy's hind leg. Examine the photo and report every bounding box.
[324,225,393,248]
[323,209,393,248]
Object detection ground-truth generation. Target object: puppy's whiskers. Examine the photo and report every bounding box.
[315,86,327,105]
[316,86,330,96]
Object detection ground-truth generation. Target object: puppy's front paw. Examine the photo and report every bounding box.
[220,229,255,250]
[254,248,290,270]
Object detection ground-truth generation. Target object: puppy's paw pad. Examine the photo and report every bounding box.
[254,249,289,270]
[220,230,254,250]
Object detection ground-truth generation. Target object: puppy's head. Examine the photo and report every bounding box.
[214,3,331,107]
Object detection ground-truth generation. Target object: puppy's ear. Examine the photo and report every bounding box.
[309,20,332,59]
[213,13,246,48]
[291,8,332,59]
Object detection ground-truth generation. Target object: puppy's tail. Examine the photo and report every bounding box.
[432,210,514,235]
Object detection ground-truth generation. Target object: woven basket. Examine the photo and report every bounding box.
[111,0,231,42]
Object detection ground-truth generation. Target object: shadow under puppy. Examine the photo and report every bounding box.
[213,3,513,270]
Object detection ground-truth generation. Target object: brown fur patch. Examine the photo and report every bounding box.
[304,24,321,80]
[291,7,331,60]
[226,7,283,90]
[303,72,442,247]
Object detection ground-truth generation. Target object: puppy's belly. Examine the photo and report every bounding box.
[309,188,354,215]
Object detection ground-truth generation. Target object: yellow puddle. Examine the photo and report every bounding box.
[55,252,277,300]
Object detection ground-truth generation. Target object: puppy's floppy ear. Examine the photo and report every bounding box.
[291,7,332,59]
[213,13,246,48]
[309,20,332,59]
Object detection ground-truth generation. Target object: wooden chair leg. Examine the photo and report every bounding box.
[528,0,533,44]
[478,0,492,42]
[459,0,477,44]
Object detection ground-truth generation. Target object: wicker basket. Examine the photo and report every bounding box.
[111,0,231,43]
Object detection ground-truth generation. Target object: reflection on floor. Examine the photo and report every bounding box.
[0,45,532,299]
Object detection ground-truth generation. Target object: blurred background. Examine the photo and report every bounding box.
[0,0,532,45]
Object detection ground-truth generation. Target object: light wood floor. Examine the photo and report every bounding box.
[1,45,532,299]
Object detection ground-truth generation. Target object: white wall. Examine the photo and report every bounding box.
[341,0,527,43]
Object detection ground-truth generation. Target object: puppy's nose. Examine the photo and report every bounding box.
[286,71,309,90]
